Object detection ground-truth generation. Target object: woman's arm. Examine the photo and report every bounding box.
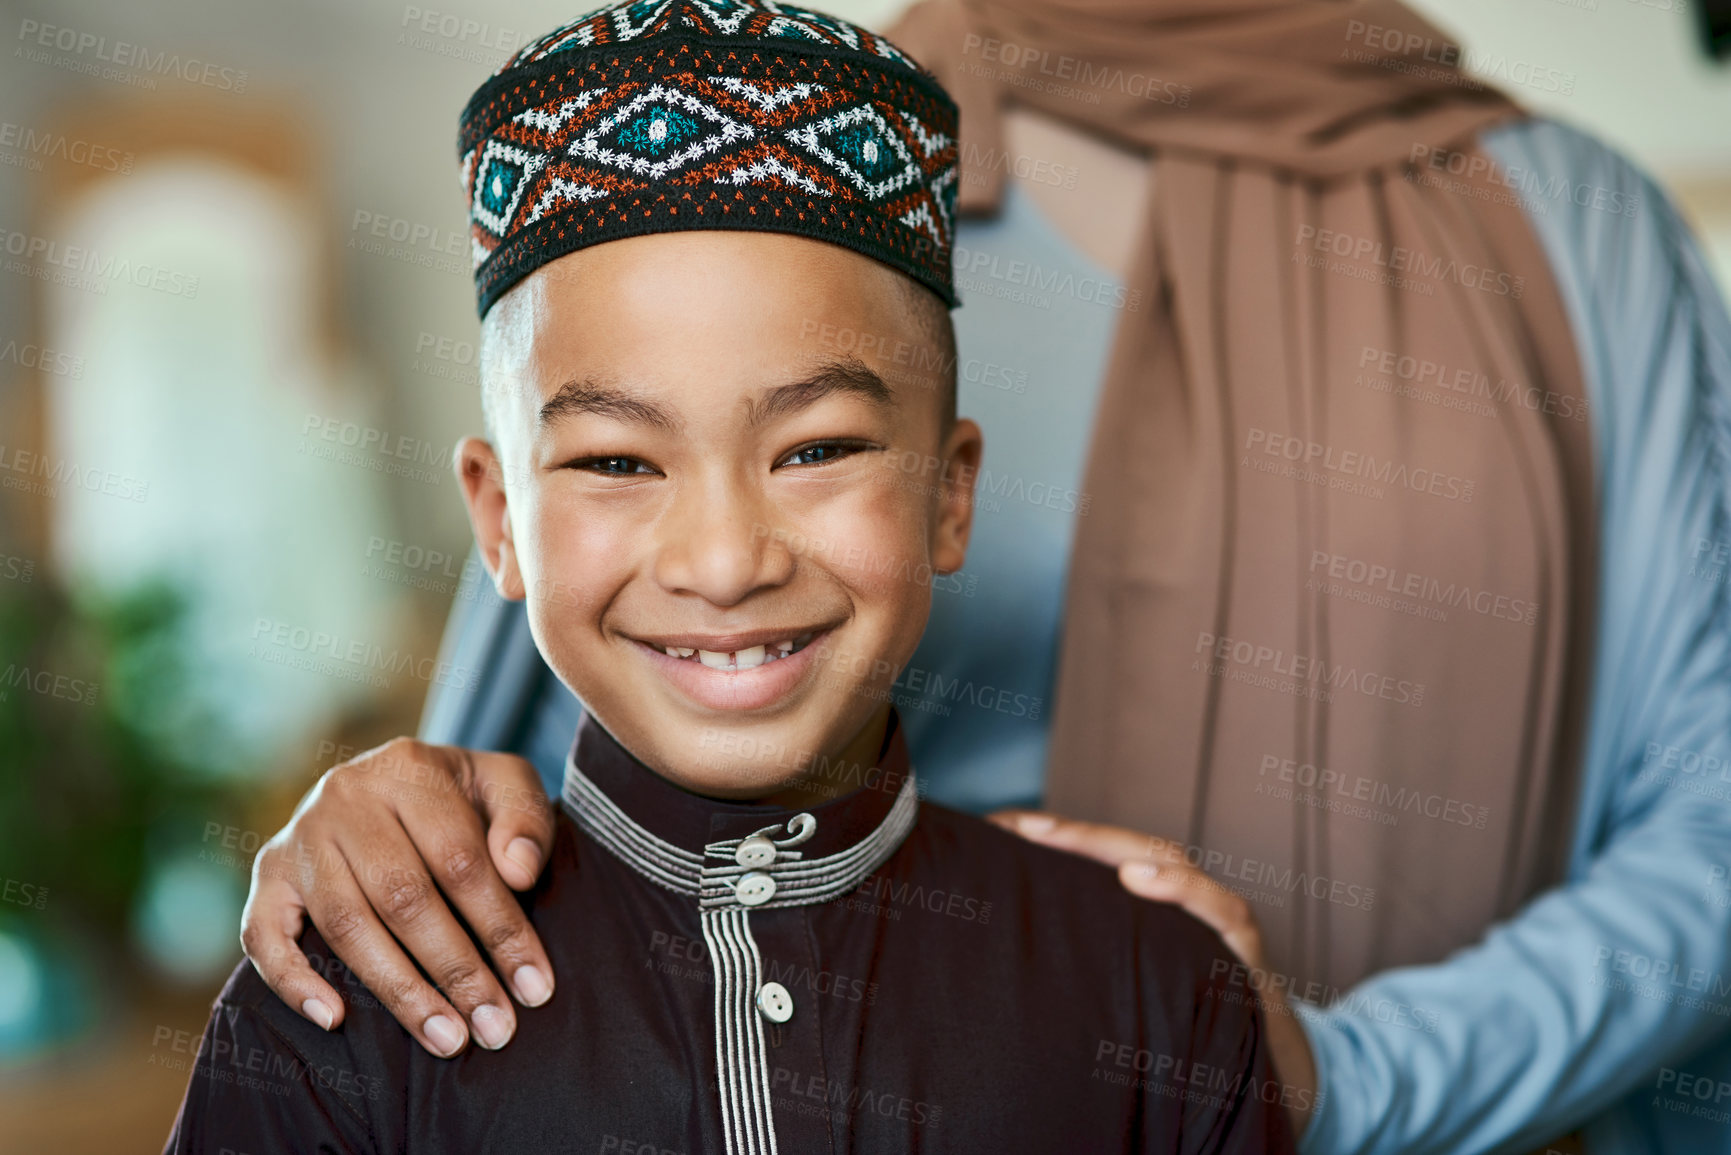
[1001,119,1731,1155]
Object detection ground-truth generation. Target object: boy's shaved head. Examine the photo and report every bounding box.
[479,255,957,460]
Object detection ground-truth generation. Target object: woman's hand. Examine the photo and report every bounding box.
[988,809,1319,1137]
[240,738,557,1058]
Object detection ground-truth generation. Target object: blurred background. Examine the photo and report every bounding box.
[0,0,1726,1151]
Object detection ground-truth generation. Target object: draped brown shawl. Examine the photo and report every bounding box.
[887,0,1597,991]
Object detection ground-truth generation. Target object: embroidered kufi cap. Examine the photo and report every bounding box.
[458,0,960,318]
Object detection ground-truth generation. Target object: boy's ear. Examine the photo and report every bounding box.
[932,417,983,574]
[455,436,527,602]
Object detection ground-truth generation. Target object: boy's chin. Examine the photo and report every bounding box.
[665,763,811,802]
[656,721,849,803]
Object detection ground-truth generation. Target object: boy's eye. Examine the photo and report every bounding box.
[573,455,656,475]
[778,440,872,468]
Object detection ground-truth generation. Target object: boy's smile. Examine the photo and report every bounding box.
[629,624,829,712]
[456,228,980,802]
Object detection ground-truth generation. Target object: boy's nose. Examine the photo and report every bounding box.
[650,479,795,606]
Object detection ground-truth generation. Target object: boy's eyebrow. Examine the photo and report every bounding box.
[539,380,681,432]
[746,357,894,427]
[538,358,894,431]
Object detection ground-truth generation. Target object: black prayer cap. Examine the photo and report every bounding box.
[457,0,961,318]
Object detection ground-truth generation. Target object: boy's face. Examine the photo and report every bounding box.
[457,231,981,801]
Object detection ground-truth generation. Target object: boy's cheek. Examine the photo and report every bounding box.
[523,502,636,595]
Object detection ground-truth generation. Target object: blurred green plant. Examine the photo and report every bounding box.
[0,573,245,945]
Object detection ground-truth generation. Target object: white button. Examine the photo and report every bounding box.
[735,871,777,906]
[735,836,777,868]
[756,981,794,1023]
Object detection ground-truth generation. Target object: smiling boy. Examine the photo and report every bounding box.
[164,2,1297,1151]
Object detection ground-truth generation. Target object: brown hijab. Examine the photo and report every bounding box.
[886,0,1597,994]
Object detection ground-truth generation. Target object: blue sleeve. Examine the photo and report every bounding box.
[1295,119,1731,1155]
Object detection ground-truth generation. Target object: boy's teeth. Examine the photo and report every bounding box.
[664,634,815,667]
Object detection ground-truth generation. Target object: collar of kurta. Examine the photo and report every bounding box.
[561,709,920,912]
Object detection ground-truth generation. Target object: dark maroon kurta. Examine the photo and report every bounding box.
[165,709,1296,1154]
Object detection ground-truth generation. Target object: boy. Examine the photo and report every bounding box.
[165,1,1298,1150]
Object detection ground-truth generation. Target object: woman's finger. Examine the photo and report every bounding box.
[240,861,345,1032]
[985,808,1170,867]
[1117,858,1264,969]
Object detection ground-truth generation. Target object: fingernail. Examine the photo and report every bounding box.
[1017,814,1056,836]
[302,999,335,1030]
[506,837,542,877]
[1125,861,1159,883]
[471,1004,513,1050]
[424,1014,466,1056]
[514,964,553,1007]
